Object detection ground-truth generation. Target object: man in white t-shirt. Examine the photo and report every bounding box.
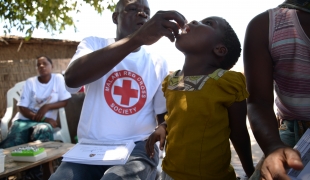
[49,0,186,179]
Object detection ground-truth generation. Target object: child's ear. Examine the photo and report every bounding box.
[112,12,118,24]
[213,44,228,57]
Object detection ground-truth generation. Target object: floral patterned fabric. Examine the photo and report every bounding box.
[0,120,54,148]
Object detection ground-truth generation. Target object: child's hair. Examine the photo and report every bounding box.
[219,19,241,70]
[37,55,53,65]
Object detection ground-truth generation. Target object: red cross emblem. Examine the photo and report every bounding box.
[114,80,138,105]
[104,70,147,115]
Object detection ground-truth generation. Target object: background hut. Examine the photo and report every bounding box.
[0,35,79,119]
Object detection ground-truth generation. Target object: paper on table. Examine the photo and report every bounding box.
[288,128,310,180]
[62,138,136,165]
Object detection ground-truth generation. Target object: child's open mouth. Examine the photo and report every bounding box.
[181,24,190,34]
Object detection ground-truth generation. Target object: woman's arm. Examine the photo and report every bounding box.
[229,100,254,177]
[19,100,68,128]
[34,100,69,122]
[19,99,68,122]
[18,106,37,120]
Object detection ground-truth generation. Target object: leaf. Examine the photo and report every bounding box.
[1,0,116,39]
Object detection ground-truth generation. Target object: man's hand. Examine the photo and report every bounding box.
[132,10,186,45]
[145,123,167,158]
[44,118,58,128]
[261,147,303,180]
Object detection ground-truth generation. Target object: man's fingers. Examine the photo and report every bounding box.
[159,10,187,36]
[157,10,186,29]
[160,28,176,42]
[132,10,186,45]
[174,11,187,28]
[161,20,181,38]
[151,13,183,42]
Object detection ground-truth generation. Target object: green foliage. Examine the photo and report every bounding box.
[0,0,116,40]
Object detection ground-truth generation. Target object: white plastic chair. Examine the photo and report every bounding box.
[1,81,71,143]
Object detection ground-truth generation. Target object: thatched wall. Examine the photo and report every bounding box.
[0,36,79,60]
[0,36,80,118]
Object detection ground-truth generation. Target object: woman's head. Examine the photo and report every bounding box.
[36,56,53,76]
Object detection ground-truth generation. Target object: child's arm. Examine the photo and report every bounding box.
[145,122,167,158]
[229,100,255,177]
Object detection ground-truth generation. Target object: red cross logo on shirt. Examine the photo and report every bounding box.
[114,80,138,105]
[104,70,147,115]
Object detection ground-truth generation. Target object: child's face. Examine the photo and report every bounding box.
[175,16,226,54]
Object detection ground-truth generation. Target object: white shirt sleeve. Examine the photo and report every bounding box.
[55,74,72,101]
[153,55,169,115]
[64,37,97,93]
[17,79,32,107]
[153,84,167,115]
[70,37,96,66]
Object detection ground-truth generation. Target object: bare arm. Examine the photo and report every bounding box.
[19,99,69,122]
[145,121,167,158]
[229,100,254,177]
[34,100,69,121]
[156,112,166,125]
[244,10,282,157]
[243,11,303,179]
[65,11,186,88]
[65,37,142,88]
[18,106,37,120]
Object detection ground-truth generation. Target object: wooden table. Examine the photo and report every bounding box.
[0,141,74,180]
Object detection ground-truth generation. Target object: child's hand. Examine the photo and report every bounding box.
[145,123,167,158]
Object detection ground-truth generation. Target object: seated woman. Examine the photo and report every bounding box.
[0,56,71,148]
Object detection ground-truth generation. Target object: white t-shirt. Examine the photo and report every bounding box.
[14,73,71,121]
[66,37,168,142]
